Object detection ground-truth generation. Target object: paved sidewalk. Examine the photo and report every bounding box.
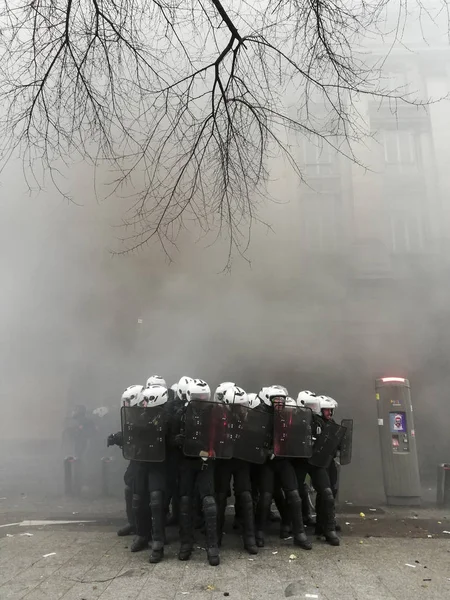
[1,525,450,600]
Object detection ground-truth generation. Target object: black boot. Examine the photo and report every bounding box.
[117,523,134,537]
[239,491,258,555]
[286,489,312,550]
[149,490,165,563]
[131,535,148,552]
[178,495,193,561]
[203,495,220,566]
[322,488,340,547]
[255,492,272,548]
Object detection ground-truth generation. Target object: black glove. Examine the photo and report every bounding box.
[174,433,185,448]
[107,432,123,448]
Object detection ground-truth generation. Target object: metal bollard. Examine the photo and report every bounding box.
[437,464,450,507]
[64,456,77,496]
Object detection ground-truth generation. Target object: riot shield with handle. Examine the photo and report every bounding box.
[308,420,347,468]
[183,400,233,459]
[121,405,167,462]
[230,405,273,464]
[339,418,353,466]
[273,404,313,458]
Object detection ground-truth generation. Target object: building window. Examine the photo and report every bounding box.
[382,130,416,171]
[301,192,342,252]
[389,212,424,253]
[302,139,335,176]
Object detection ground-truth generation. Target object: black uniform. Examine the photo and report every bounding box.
[215,458,257,553]
[107,431,138,538]
[292,415,340,546]
[253,403,311,550]
[172,401,220,566]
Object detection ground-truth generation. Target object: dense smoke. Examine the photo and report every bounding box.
[2,5,450,504]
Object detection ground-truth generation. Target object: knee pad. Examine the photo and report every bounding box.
[132,494,143,510]
[285,489,302,506]
[202,495,217,518]
[239,490,253,505]
[150,490,164,506]
[323,488,334,505]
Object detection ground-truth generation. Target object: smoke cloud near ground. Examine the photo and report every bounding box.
[2,8,450,505]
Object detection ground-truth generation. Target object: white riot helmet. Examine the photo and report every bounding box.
[258,385,288,407]
[275,385,288,396]
[177,376,194,401]
[245,393,261,409]
[171,383,178,393]
[317,395,337,420]
[214,381,235,403]
[297,390,317,407]
[223,386,248,405]
[187,379,211,402]
[285,397,297,407]
[146,375,167,389]
[140,384,168,407]
[324,395,338,410]
[121,385,144,407]
[93,406,109,418]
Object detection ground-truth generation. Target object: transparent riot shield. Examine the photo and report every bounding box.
[183,400,233,459]
[273,405,313,458]
[339,418,353,466]
[308,420,346,468]
[121,405,167,462]
[231,405,273,464]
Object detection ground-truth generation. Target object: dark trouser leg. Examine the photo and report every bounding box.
[255,462,274,548]
[178,459,196,561]
[117,484,135,536]
[293,458,316,527]
[239,490,258,554]
[203,495,220,566]
[215,460,233,544]
[149,490,165,563]
[131,492,150,552]
[285,489,312,550]
[275,459,311,550]
[255,462,274,547]
[233,461,257,554]
[328,459,341,531]
[178,495,194,560]
[273,483,290,538]
[310,466,339,546]
[197,461,219,566]
[322,487,339,545]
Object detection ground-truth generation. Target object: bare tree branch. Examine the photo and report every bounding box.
[0,0,447,265]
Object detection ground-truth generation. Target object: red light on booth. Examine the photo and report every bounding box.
[381,377,406,383]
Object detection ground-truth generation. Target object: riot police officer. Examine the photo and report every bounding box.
[254,386,312,550]
[172,378,221,566]
[215,385,258,555]
[107,385,145,544]
[296,391,340,546]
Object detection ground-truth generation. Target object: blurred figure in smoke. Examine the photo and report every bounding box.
[63,404,97,461]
